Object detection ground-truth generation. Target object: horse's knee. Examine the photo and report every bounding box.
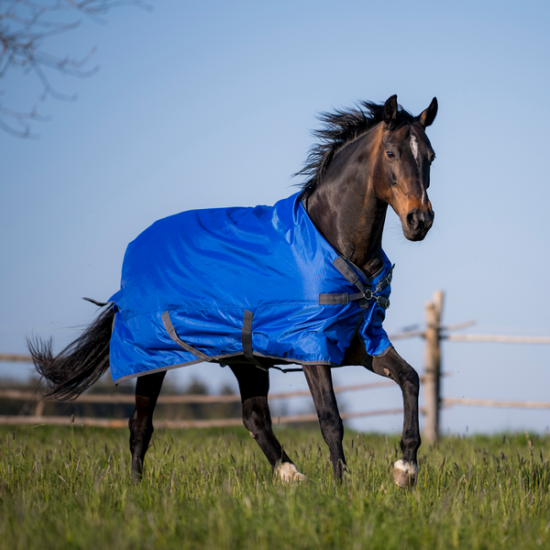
[241,412,258,435]
[373,351,419,392]
[402,366,419,396]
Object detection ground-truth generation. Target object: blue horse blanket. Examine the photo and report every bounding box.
[108,193,393,382]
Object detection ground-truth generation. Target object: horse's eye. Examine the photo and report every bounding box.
[386,151,395,159]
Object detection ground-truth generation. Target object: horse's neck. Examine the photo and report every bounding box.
[306,130,388,277]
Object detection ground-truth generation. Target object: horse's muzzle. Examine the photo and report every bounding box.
[403,208,434,241]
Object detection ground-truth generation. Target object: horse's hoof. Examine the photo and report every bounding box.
[392,460,418,489]
[277,462,306,482]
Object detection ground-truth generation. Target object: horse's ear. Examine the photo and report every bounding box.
[419,97,438,128]
[383,95,398,123]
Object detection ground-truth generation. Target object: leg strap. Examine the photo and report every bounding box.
[242,310,267,371]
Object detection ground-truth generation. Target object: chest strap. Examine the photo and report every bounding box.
[318,257,393,309]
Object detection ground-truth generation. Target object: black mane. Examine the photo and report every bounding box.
[296,101,414,196]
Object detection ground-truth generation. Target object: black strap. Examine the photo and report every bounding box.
[242,310,267,371]
[319,257,394,310]
[351,310,367,341]
[242,310,254,361]
[374,267,394,295]
[319,292,365,305]
[319,293,348,305]
[162,311,210,361]
[271,365,303,373]
[333,257,362,287]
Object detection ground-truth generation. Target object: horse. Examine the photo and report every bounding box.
[29,94,438,488]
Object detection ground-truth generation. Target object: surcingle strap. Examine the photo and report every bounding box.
[318,257,394,310]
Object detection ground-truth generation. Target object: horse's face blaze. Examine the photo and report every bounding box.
[374,103,437,242]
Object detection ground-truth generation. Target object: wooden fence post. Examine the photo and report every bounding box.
[34,400,45,417]
[423,290,444,444]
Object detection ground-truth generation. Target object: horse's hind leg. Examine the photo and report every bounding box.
[371,348,421,488]
[229,363,305,481]
[129,371,166,480]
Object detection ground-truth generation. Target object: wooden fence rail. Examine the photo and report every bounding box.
[442,398,550,409]
[0,380,395,406]
[0,354,33,362]
[444,334,550,344]
[0,408,408,429]
[0,380,404,427]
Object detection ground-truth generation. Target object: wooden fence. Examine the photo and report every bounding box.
[0,381,406,428]
[419,290,550,443]
[1,291,550,437]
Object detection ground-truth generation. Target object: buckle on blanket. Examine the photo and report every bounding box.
[373,264,394,294]
[375,296,390,309]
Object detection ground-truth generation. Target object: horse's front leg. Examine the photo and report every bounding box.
[372,348,421,488]
[302,364,347,480]
[229,362,305,481]
[344,339,420,488]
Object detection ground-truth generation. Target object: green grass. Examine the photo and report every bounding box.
[1,425,550,549]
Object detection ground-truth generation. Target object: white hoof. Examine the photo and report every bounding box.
[392,459,418,489]
[277,462,306,482]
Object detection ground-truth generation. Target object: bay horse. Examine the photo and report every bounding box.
[29,94,438,488]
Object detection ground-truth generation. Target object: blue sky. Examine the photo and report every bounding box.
[1,0,550,434]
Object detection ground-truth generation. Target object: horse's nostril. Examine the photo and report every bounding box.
[406,211,417,229]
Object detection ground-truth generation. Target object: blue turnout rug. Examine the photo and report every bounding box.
[108,193,393,382]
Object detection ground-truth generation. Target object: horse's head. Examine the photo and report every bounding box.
[373,95,438,242]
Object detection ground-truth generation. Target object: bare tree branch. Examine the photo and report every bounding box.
[0,0,150,137]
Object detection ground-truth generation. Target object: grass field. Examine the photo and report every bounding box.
[1,425,550,550]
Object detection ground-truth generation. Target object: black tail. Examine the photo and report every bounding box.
[28,305,114,400]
